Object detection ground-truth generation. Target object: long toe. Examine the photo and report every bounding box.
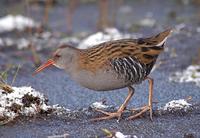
[91,111,123,122]
[127,105,152,120]
[130,105,148,113]
[93,109,112,116]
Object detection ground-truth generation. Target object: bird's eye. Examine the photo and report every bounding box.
[55,54,61,58]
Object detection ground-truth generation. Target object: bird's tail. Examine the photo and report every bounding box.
[143,29,173,47]
[152,29,173,46]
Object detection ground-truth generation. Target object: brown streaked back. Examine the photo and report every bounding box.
[78,29,172,72]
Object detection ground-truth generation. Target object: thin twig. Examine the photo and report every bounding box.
[11,65,21,86]
[47,133,69,138]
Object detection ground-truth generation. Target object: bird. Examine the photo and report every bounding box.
[33,29,172,121]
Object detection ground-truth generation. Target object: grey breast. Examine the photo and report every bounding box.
[71,68,128,91]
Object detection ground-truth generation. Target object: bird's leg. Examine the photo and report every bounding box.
[128,77,153,120]
[91,86,134,121]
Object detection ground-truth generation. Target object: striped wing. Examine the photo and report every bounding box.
[79,29,171,74]
[110,56,151,83]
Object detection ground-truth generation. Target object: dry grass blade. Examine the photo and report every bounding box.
[0,64,21,93]
[11,64,21,86]
[30,44,41,66]
[0,64,13,84]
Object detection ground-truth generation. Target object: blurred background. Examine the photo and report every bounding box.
[1,0,200,32]
[0,0,200,67]
[0,0,199,57]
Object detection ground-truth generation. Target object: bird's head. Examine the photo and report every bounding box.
[33,45,78,75]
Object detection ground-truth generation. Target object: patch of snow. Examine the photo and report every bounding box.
[51,104,71,116]
[0,38,3,45]
[0,86,72,124]
[0,15,40,33]
[60,37,80,45]
[17,38,30,49]
[169,65,200,87]
[174,23,186,34]
[119,5,132,13]
[196,27,200,33]
[0,34,80,50]
[162,99,191,112]
[182,0,190,5]
[0,86,51,121]
[4,38,15,46]
[115,132,132,138]
[138,18,156,27]
[35,31,52,40]
[0,27,140,51]
[0,37,30,49]
[90,101,112,110]
[78,28,141,49]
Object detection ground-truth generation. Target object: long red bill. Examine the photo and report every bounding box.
[32,59,54,76]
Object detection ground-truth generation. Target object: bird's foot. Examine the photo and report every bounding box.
[127,105,152,120]
[91,109,124,122]
[130,105,147,112]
